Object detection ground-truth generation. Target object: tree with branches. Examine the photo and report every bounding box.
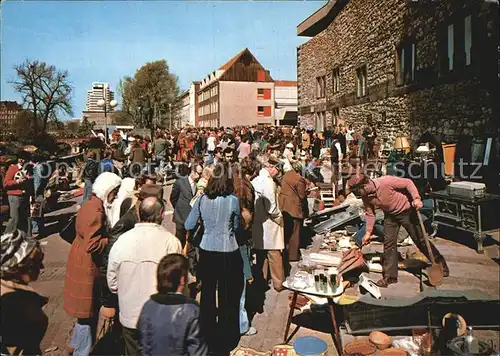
[10,60,73,135]
[78,117,95,137]
[118,60,180,136]
[110,110,134,125]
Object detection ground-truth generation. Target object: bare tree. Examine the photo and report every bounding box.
[10,60,73,135]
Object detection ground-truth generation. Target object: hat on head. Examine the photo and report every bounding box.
[112,150,126,162]
[286,143,294,149]
[136,184,163,200]
[1,230,38,272]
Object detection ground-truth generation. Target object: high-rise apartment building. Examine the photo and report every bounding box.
[83,82,115,129]
[86,82,115,112]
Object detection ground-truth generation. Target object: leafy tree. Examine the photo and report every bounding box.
[119,60,180,136]
[78,117,95,137]
[10,59,73,135]
[110,110,134,125]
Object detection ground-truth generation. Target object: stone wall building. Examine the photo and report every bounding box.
[297,0,499,145]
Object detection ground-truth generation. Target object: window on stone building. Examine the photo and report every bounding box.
[447,24,454,71]
[332,67,340,94]
[464,15,472,66]
[396,38,416,86]
[332,107,340,126]
[316,76,326,99]
[439,14,474,75]
[356,65,367,98]
[315,111,326,132]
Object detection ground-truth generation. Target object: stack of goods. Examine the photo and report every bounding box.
[320,230,355,251]
[344,331,410,356]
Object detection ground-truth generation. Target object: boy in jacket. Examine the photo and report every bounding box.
[137,254,207,356]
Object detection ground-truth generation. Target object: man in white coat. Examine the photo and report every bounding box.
[252,154,285,292]
[107,196,182,355]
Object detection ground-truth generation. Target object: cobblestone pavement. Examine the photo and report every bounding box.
[34,185,336,356]
[32,184,500,356]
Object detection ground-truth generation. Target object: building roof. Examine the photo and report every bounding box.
[275,80,297,87]
[297,0,345,37]
[197,48,271,91]
[218,48,249,70]
[0,101,21,110]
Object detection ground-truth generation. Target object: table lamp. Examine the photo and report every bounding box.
[393,136,410,154]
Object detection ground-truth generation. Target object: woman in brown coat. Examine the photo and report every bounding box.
[64,172,122,356]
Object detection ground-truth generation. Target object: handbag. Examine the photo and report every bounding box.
[91,318,124,356]
[60,214,77,244]
[188,195,204,248]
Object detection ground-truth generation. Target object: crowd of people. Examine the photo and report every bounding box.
[5,121,435,356]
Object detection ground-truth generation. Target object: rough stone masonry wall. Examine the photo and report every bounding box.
[297,0,499,146]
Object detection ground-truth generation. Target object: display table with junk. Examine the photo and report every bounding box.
[283,225,500,355]
[430,190,500,253]
[283,275,345,356]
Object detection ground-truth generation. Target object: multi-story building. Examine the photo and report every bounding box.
[0,101,21,132]
[181,48,298,128]
[195,48,275,127]
[86,82,115,112]
[274,81,298,126]
[297,0,499,144]
[82,82,115,129]
[179,82,200,127]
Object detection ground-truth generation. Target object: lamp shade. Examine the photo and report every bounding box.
[416,143,430,153]
[393,136,410,150]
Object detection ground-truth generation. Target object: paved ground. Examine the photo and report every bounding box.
[32,184,500,355]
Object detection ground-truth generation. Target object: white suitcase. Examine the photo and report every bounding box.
[447,181,486,199]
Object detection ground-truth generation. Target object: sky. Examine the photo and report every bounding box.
[1,0,323,120]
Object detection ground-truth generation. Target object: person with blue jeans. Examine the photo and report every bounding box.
[31,156,48,237]
[233,157,260,337]
[81,150,98,202]
[239,244,255,336]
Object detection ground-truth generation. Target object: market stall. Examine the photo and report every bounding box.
[282,226,500,355]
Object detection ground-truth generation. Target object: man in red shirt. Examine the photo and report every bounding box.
[349,174,449,287]
[3,150,32,235]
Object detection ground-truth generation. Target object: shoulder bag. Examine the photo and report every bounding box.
[188,195,205,248]
[60,214,77,244]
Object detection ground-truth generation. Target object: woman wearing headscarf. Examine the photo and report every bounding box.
[64,172,122,356]
[109,177,136,228]
[1,230,46,355]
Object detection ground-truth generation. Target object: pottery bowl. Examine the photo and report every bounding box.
[369,331,392,350]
